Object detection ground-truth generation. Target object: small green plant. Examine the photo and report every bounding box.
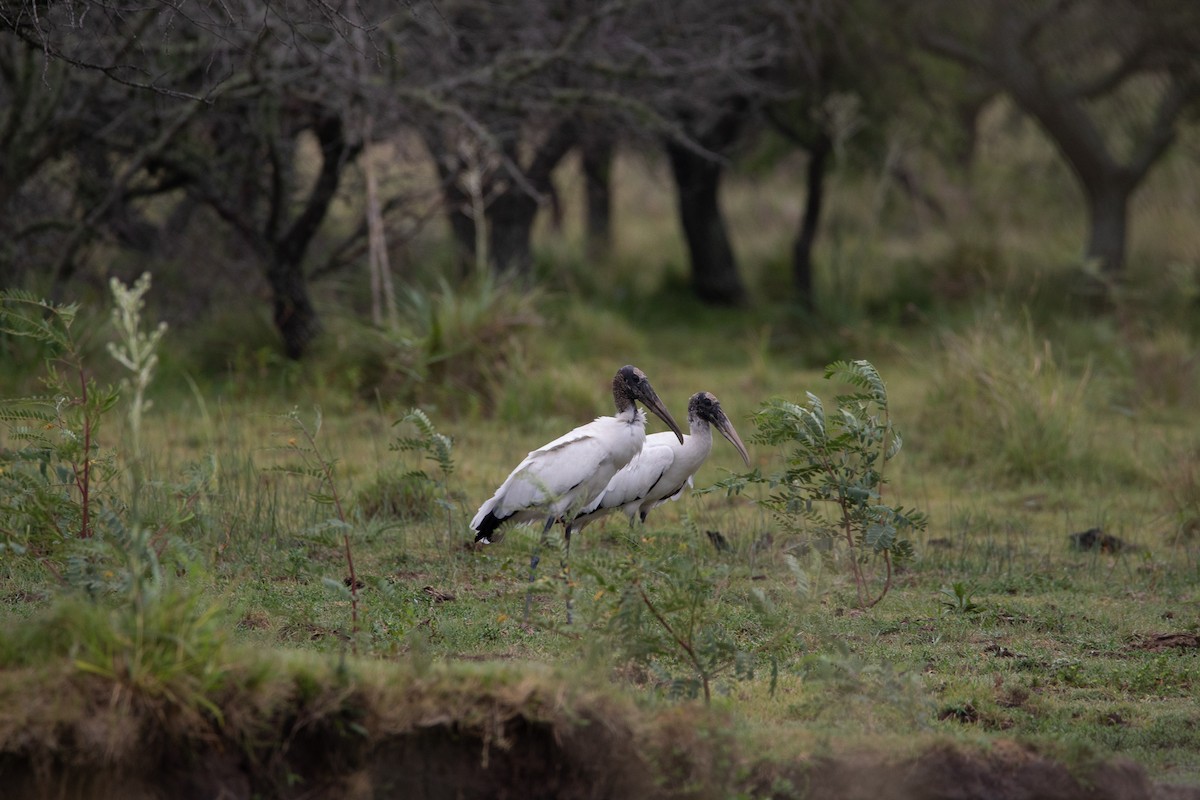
[0,290,120,544]
[269,408,361,652]
[3,514,235,723]
[389,407,460,550]
[712,359,925,609]
[939,581,983,615]
[582,533,768,705]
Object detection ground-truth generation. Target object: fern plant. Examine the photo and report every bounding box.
[712,359,925,609]
[391,407,458,545]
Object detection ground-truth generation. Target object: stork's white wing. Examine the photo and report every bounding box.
[643,475,694,515]
[581,440,676,516]
[489,428,624,519]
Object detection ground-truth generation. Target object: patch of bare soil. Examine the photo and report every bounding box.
[1127,633,1200,652]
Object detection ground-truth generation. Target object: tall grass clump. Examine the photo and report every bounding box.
[400,272,542,412]
[1120,326,1199,411]
[1154,439,1200,544]
[919,312,1098,482]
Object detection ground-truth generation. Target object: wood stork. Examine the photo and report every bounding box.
[470,365,684,620]
[570,391,750,532]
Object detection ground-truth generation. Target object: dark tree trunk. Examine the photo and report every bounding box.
[581,135,615,260]
[666,141,745,305]
[1084,181,1130,277]
[266,113,357,359]
[487,190,539,275]
[792,133,832,310]
[425,142,478,276]
[485,121,577,276]
[266,255,321,359]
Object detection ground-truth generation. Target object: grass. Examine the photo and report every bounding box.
[2,115,1200,792]
[6,313,1198,784]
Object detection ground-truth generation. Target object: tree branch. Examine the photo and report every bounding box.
[1127,78,1190,180]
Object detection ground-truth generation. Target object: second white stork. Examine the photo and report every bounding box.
[470,365,684,620]
[570,391,750,532]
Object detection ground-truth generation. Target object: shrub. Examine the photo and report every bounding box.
[711,359,925,609]
[401,273,542,413]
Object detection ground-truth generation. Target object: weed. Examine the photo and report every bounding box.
[390,407,460,558]
[581,533,769,705]
[938,582,983,616]
[268,408,361,651]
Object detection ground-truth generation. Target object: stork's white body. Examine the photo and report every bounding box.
[471,407,650,540]
[573,418,713,529]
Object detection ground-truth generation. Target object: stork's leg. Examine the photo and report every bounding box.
[524,516,556,624]
[562,524,574,626]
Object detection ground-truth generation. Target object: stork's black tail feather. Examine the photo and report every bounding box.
[473,509,506,543]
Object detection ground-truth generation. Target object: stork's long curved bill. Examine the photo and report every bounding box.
[637,383,685,444]
[714,412,751,466]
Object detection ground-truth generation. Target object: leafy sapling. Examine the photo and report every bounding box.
[0,290,119,541]
[711,359,926,609]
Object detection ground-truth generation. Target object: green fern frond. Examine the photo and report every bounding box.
[0,291,78,351]
[825,359,887,406]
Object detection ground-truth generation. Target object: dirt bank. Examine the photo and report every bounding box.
[1,660,1196,800]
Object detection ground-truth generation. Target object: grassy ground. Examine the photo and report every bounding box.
[2,111,1200,792]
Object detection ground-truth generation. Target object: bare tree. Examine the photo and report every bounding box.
[1,0,429,356]
[409,0,796,302]
[913,0,1200,277]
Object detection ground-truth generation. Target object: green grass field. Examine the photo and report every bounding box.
[2,115,1199,796]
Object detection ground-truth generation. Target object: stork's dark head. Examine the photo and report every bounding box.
[614,365,684,444]
[689,392,750,465]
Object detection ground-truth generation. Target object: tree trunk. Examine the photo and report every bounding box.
[792,133,832,310]
[484,121,577,276]
[1083,181,1130,277]
[426,149,478,276]
[666,141,745,305]
[266,113,356,359]
[487,190,539,275]
[581,135,615,260]
[267,255,321,359]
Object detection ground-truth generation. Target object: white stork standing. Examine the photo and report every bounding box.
[471,365,684,621]
[570,391,750,533]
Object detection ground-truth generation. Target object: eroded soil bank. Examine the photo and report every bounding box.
[2,660,1197,800]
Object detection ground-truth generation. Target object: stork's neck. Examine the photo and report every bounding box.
[612,376,634,416]
[615,402,642,425]
[687,415,713,446]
